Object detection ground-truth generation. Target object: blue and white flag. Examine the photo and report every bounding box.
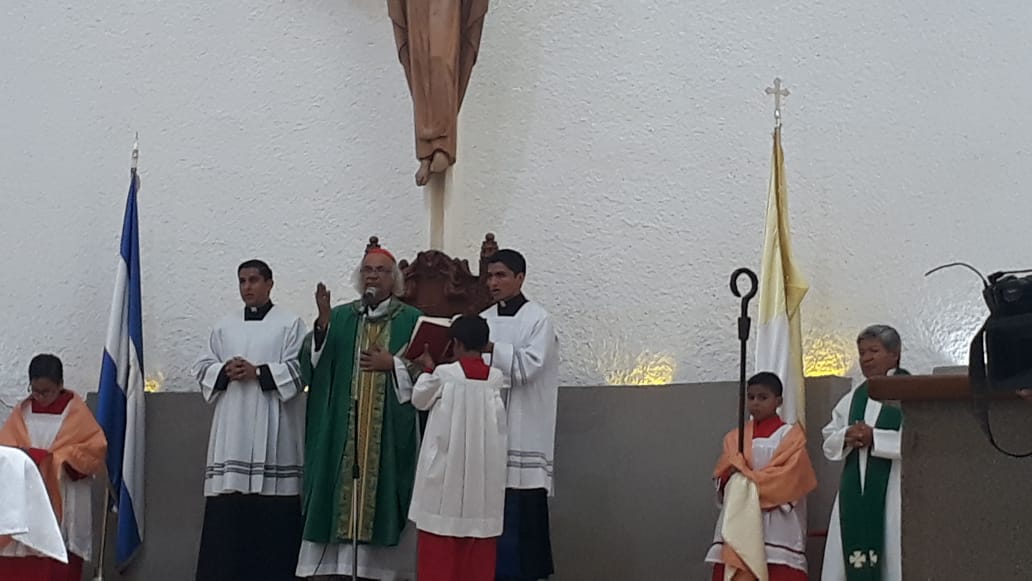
[96,171,145,568]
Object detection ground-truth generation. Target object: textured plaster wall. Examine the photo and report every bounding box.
[3,0,1032,412]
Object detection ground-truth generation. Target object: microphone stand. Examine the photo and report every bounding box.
[730,268,758,455]
[349,300,371,581]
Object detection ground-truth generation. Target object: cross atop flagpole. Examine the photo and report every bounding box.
[765,78,790,128]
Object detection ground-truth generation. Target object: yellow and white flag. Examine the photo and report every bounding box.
[756,125,809,426]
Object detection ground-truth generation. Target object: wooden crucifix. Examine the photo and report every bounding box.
[387,0,490,187]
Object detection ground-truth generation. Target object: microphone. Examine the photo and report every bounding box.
[362,287,378,309]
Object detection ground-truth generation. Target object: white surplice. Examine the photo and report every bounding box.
[0,445,67,563]
[820,374,903,581]
[481,299,560,494]
[192,304,306,496]
[409,362,507,538]
[295,527,417,580]
[705,423,809,574]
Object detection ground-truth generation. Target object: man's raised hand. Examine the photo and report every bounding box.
[315,282,331,328]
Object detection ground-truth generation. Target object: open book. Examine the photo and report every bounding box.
[403,315,459,363]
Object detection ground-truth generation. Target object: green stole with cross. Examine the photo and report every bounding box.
[839,369,908,580]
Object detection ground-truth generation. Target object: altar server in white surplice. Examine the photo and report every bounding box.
[481,248,560,581]
[409,315,508,581]
[705,372,817,581]
[192,259,306,581]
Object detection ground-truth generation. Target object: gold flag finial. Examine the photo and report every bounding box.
[130,132,139,176]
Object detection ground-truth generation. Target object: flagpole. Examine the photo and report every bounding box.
[93,505,109,581]
[758,77,811,425]
[730,268,758,454]
[93,135,140,581]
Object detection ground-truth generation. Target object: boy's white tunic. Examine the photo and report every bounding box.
[704,423,809,573]
[193,304,306,496]
[481,298,560,493]
[820,377,903,581]
[409,362,508,537]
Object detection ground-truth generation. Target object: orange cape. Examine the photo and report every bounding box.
[712,422,817,579]
[0,392,107,522]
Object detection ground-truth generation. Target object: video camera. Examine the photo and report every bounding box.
[978,270,1032,390]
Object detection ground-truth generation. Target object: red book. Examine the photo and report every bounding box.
[403,316,456,363]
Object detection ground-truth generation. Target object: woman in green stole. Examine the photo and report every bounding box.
[820,325,906,581]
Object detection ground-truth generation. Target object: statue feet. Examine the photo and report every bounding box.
[415,159,432,187]
[429,150,451,173]
[415,151,454,186]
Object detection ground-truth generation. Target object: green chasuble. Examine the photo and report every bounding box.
[839,368,909,581]
[299,298,422,547]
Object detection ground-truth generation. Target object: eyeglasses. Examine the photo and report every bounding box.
[360,266,393,276]
[28,385,59,397]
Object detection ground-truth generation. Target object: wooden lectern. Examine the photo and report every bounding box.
[869,373,1032,579]
[869,374,1024,402]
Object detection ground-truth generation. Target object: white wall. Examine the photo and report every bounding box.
[2,0,1031,412]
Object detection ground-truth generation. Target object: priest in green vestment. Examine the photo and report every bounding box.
[295,245,424,579]
[821,324,907,581]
